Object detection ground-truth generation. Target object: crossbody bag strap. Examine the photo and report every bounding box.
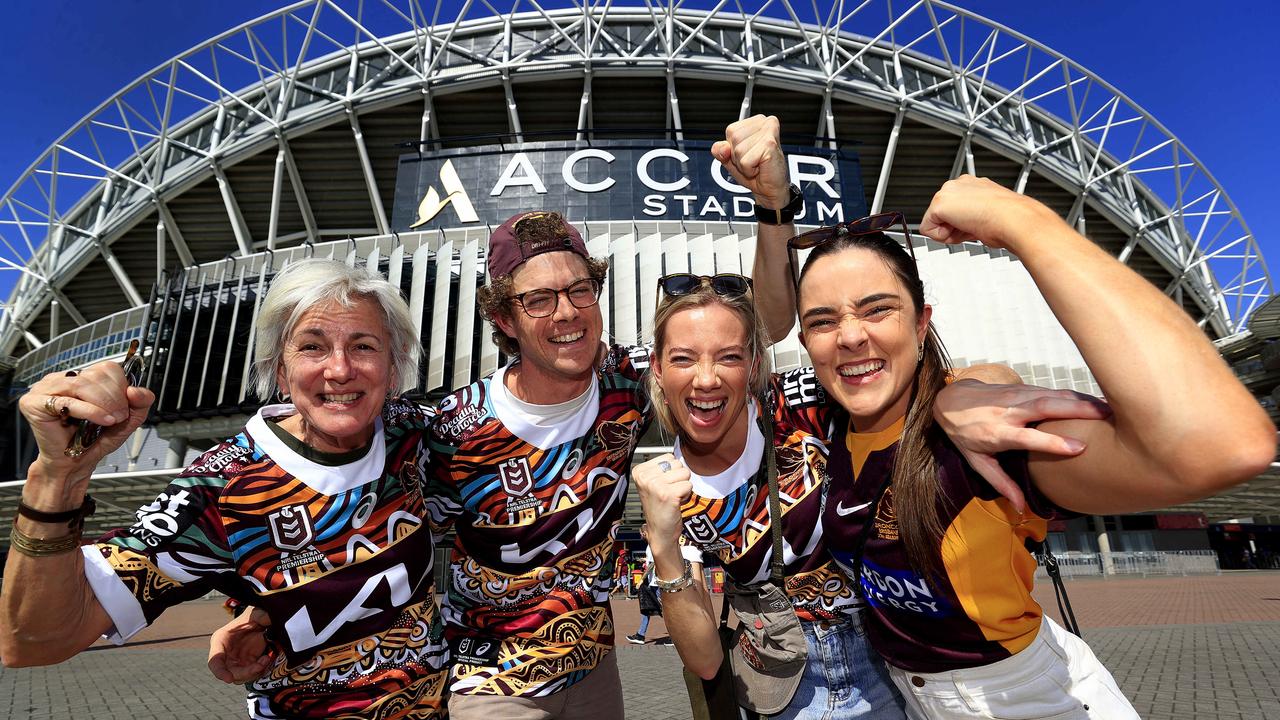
[758,393,785,586]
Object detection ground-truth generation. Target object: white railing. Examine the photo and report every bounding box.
[1038,550,1220,578]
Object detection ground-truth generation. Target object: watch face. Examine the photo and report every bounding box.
[784,183,804,213]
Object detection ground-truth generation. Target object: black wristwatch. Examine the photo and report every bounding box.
[754,183,804,225]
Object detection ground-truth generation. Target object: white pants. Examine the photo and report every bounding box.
[887,617,1138,719]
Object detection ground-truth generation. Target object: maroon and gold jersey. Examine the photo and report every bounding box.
[423,344,651,697]
[822,416,1078,673]
[676,368,861,623]
[81,399,448,719]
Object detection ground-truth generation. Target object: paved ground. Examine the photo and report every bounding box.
[2,571,1278,719]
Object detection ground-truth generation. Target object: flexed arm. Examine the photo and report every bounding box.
[1,361,153,666]
[920,176,1276,513]
[713,115,797,344]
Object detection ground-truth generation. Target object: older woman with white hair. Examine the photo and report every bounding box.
[0,259,450,720]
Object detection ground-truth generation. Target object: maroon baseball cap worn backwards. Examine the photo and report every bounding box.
[486,211,589,279]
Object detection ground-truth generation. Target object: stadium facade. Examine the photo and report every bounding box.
[1,1,1276,562]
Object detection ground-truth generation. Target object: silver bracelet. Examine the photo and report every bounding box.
[652,559,694,592]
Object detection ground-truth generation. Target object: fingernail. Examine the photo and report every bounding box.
[1064,438,1085,453]
[103,414,117,424]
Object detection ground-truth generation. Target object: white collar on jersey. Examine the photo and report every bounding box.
[488,363,601,450]
[673,398,765,500]
[246,404,387,495]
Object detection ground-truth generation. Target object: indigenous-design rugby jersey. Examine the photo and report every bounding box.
[675,368,860,623]
[822,416,1078,673]
[82,399,448,719]
[424,344,651,697]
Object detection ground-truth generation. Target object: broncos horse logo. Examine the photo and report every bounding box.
[594,420,636,465]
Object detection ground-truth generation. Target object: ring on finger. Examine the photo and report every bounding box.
[657,460,672,473]
[43,395,62,417]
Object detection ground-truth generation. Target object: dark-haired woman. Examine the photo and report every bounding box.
[768,173,1275,719]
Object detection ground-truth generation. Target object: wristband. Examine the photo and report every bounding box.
[17,495,96,533]
[753,184,803,225]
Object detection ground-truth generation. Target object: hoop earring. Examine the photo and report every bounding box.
[274,390,290,404]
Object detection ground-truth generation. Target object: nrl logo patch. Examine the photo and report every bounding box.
[499,457,534,497]
[268,504,316,552]
[683,514,730,551]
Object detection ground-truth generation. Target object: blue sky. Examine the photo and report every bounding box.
[1,0,1276,313]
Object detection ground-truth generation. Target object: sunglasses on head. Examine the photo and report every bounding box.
[657,273,753,299]
[786,211,916,261]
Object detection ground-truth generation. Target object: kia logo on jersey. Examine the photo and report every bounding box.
[268,504,316,552]
[499,457,534,497]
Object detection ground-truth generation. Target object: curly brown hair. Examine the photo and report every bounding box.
[478,213,609,356]
[509,211,575,249]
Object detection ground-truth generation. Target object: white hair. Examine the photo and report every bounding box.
[250,259,420,400]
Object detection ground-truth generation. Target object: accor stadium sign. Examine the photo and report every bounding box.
[391,140,865,231]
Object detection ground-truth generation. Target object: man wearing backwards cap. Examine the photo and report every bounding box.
[421,210,655,718]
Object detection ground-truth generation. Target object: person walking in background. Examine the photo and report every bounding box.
[614,546,632,596]
[629,563,662,644]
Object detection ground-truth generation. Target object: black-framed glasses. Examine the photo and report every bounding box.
[66,339,146,458]
[510,277,603,318]
[787,211,916,262]
[657,273,753,299]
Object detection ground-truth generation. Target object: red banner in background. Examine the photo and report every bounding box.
[1156,513,1208,530]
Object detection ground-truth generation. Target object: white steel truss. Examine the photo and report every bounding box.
[0,0,1270,356]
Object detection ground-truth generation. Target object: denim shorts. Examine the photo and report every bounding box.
[768,610,907,720]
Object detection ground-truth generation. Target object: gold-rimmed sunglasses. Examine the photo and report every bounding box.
[65,339,146,458]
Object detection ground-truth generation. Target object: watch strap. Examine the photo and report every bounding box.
[754,184,803,225]
[17,494,96,532]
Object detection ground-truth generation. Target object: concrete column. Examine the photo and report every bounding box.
[164,437,189,469]
[1093,515,1116,576]
[126,428,147,471]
